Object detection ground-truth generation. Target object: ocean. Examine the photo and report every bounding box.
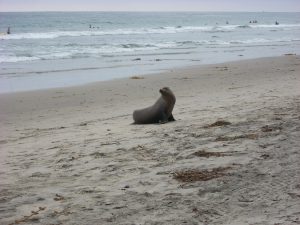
[0,12,300,93]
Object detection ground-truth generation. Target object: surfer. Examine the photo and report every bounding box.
[7,27,10,34]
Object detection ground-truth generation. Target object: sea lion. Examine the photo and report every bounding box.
[133,87,176,124]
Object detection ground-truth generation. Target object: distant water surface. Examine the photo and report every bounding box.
[0,12,300,92]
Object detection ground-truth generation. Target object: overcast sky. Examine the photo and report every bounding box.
[0,0,299,12]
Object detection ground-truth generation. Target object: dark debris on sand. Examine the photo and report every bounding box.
[8,207,46,225]
[204,120,232,128]
[173,167,231,183]
[215,133,258,141]
[193,150,226,158]
[130,76,144,79]
[261,124,282,132]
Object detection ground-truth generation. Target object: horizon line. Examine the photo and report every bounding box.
[0,10,300,13]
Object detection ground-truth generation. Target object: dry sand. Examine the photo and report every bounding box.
[0,55,300,225]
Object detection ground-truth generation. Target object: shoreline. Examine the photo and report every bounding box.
[0,54,298,95]
[1,51,300,93]
[1,55,300,224]
[2,11,300,94]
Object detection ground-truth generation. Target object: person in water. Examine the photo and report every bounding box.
[7,27,10,34]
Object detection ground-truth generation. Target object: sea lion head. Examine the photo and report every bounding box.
[159,87,171,95]
[159,87,176,103]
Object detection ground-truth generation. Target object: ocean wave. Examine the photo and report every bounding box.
[251,24,300,29]
[0,42,177,63]
[0,27,209,40]
[0,55,40,63]
[177,37,300,46]
[2,23,299,40]
[175,39,237,46]
[228,37,300,44]
[119,43,174,49]
[237,25,252,29]
[1,36,299,63]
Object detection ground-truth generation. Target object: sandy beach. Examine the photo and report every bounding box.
[0,55,300,225]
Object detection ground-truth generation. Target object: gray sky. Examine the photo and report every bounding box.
[0,0,299,12]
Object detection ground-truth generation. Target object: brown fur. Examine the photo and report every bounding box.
[133,87,176,124]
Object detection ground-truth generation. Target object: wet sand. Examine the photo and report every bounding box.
[0,55,300,225]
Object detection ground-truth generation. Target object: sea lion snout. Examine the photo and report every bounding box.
[159,87,166,93]
[159,87,170,95]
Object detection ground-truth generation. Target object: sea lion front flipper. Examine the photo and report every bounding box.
[158,112,169,124]
[168,114,176,122]
[158,120,167,124]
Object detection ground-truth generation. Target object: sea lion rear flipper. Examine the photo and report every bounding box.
[168,114,176,122]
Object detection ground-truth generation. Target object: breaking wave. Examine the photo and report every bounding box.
[1,23,299,40]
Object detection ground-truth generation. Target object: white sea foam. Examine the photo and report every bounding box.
[0,28,201,40]
[251,24,300,29]
[0,42,179,63]
[1,35,298,63]
[1,23,299,40]
[0,55,40,63]
[177,37,300,46]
